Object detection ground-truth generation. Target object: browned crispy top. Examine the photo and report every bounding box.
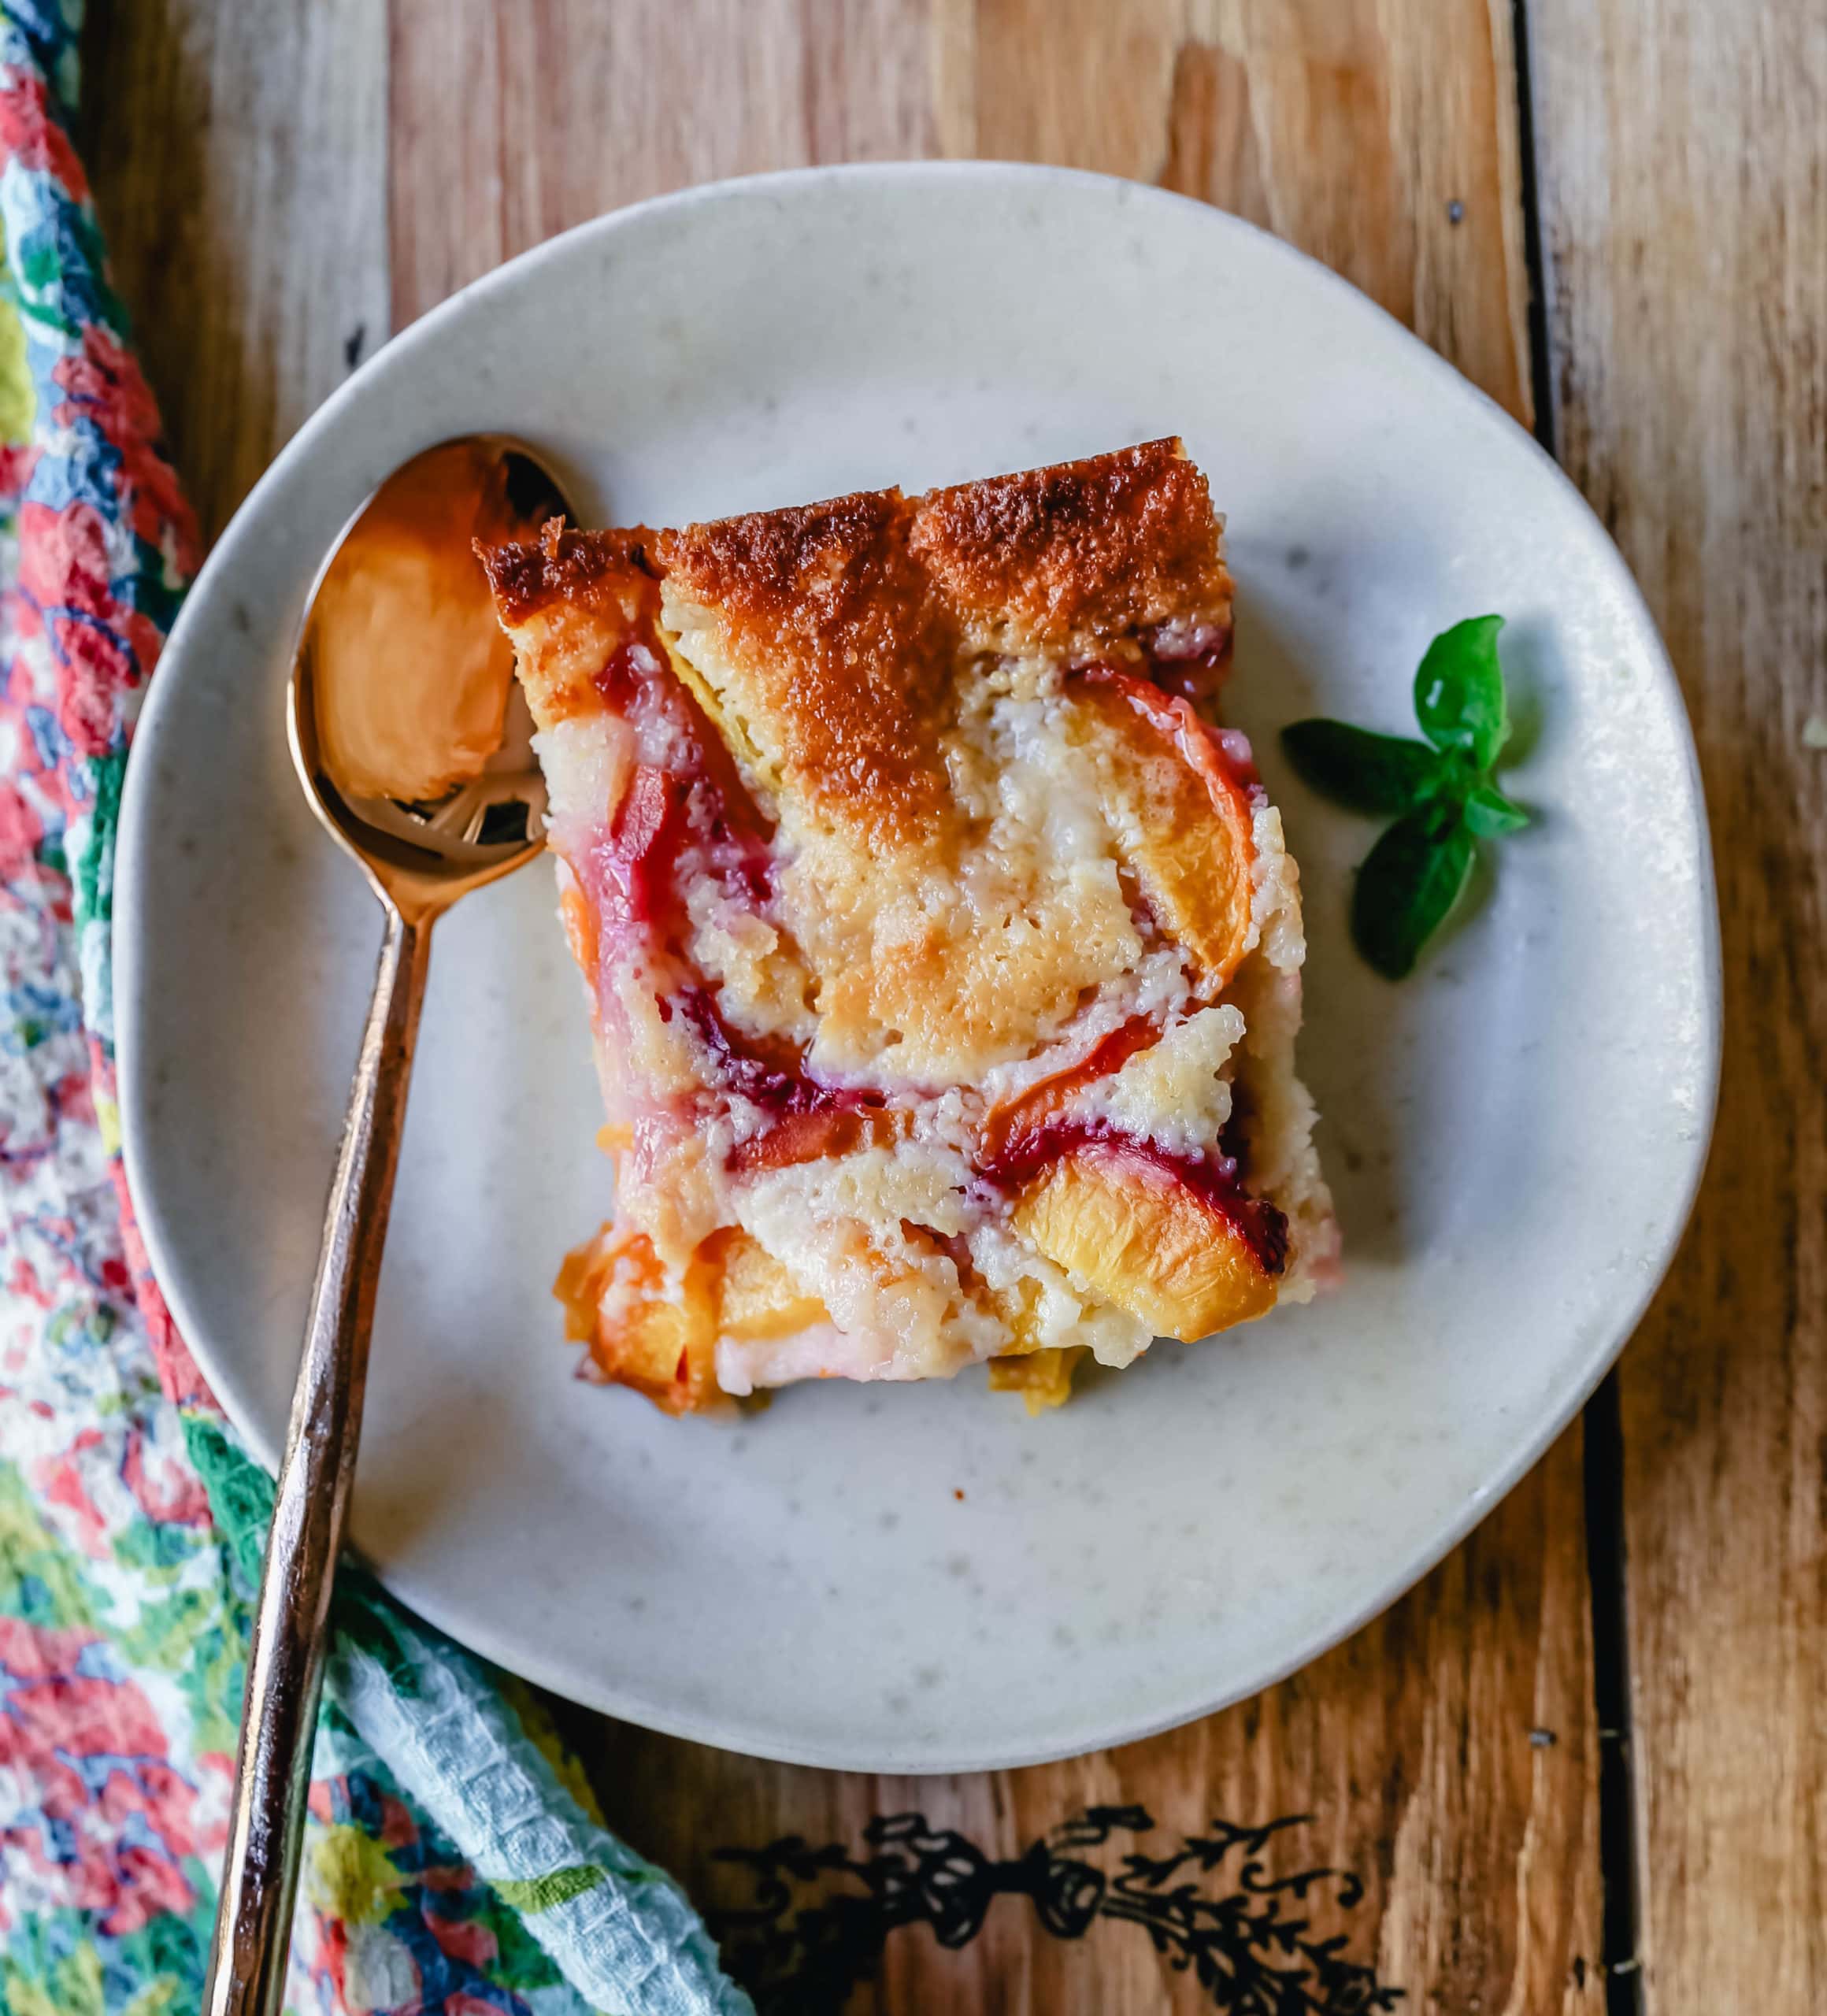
[482,439,1229,833]
[475,523,663,726]
[476,520,655,626]
[653,491,954,831]
[907,437,1227,647]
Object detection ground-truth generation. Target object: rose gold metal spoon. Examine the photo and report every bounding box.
[203,436,568,2016]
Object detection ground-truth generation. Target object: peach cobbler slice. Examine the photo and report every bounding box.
[482,439,1336,1414]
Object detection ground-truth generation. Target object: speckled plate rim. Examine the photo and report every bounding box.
[117,162,1722,1772]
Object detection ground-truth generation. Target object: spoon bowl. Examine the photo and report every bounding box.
[287,435,565,921]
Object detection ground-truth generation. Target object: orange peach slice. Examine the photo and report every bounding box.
[1011,1142,1277,1341]
[558,878,599,977]
[963,1266,1085,1412]
[555,1222,720,1414]
[556,1221,833,1412]
[702,1227,830,1340]
[724,1105,906,1176]
[1071,669,1255,991]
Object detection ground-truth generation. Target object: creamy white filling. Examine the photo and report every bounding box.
[964,1221,1154,1369]
[536,714,629,855]
[1247,800,1305,971]
[729,1145,999,1381]
[714,1323,857,1395]
[973,947,1192,1109]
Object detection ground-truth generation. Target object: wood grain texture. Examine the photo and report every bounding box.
[1530,2,1827,2008]
[387,2,1601,2008]
[80,0,388,542]
[388,0,1532,434]
[387,0,939,328]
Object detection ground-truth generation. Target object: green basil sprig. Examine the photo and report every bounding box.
[1281,615,1529,979]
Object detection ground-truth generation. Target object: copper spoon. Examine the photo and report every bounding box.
[203,437,569,2016]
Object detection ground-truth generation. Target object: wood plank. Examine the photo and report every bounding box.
[386,0,939,330]
[387,3,1603,2010]
[80,0,389,543]
[1528,2,1827,2007]
[390,0,1532,434]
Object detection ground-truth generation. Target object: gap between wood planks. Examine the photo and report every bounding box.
[1510,6,1642,2010]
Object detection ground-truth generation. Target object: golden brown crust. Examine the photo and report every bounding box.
[484,440,1228,767]
[909,437,1228,650]
[652,490,953,834]
[643,438,1228,839]
[483,443,1243,1070]
[476,521,656,626]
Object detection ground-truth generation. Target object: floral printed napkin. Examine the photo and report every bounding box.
[0,6,749,2010]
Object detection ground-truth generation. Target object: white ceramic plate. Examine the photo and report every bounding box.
[116,165,1718,1773]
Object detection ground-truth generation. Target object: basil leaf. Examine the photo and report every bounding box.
[1280,720,1448,816]
[1463,783,1530,837]
[1351,804,1475,979]
[1413,614,1507,769]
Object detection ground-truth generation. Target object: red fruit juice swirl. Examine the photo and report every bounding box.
[668,987,880,1124]
[576,628,1284,1256]
[580,628,876,1139]
[584,634,773,940]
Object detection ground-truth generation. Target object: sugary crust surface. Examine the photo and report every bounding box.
[478,524,658,726]
[481,521,654,628]
[480,438,1230,780]
[655,490,951,838]
[907,436,1231,652]
[480,441,1244,1084]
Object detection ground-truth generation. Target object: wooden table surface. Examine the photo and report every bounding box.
[81,2,1825,2010]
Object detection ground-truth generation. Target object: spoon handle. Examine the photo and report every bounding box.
[204,904,433,2016]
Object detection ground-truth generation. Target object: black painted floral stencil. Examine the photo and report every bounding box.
[710,1805,1403,2013]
